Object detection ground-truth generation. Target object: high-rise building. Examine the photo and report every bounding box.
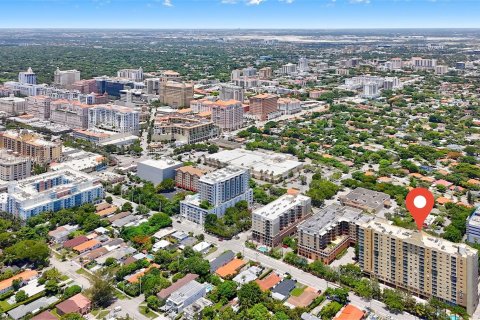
[231,69,242,81]
[249,94,278,121]
[0,96,27,115]
[0,150,32,181]
[88,104,139,134]
[0,130,62,164]
[18,67,37,85]
[219,84,244,102]
[54,68,81,88]
[49,100,92,129]
[362,82,379,98]
[467,207,480,244]
[117,68,144,82]
[358,218,479,315]
[411,57,437,70]
[243,67,257,77]
[180,167,253,224]
[6,168,104,220]
[435,65,449,75]
[389,58,403,70]
[146,78,160,95]
[298,57,309,72]
[211,99,244,131]
[252,193,312,247]
[159,81,194,108]
[258,67,273,80]
[72,79,98,94]
[26,96,51,120]
[281,63,297,75]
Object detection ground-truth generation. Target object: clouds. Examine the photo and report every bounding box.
[163,0,173,6]
[349,0,371,3]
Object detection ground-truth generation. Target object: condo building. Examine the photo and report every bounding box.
[466,207,480,244]
[6,168,104,219]
[159,81,194,108]
[175,166,206,192]
[117,68,144,82]
[211,99,244,131]
[252,193,312,247]
[358,219,478,315]
[258,67,273,80]
[88,104,139,134]
[297,204,369,264]
[152,115,219,144]
[72,79,98,94]
[0,130,62,164]
[49,100,92,129]
[54,68,81,88]
[26,96,51,120]
[249,94,278,121]
[220,84,244,102]
[0,150,32,181]
[180,167,253,224]
[277,98,302,115]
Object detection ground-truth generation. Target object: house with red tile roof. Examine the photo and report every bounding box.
[56,293,91,315]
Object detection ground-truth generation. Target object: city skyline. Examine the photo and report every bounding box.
[2,0,480,29]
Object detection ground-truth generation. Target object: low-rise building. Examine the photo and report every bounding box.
[137,158,182,185]
[0,96,26,115]
[165,280,206,314]
[152,114,220,144]
[339,187,391,213]
[175,166,206,192]
[56,293,91,316]
[277,98,302,115]
[252,194,312,247]
[0,270,38,295]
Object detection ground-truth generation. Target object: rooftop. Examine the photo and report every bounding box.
[253,194,310,221]
[138,158,182,169]
[199,166,247,185]
[340,187,390,209]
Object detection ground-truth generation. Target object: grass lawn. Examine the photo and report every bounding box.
[291,286,306,297]
[51,308,61,318]
[113,289,129,300]
[97,310,111,319]
[0,300,11,312]
[75,268,94,281]
[138,305,158,319]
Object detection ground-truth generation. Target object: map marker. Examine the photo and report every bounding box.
[405,188,435,231]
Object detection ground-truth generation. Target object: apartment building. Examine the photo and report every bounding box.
[175,166,206,192]
[49,100,92,129]
[0,130,62,163]
[258,67,273,80]
[6,168,104,219]
[88,104,139,134]
[180,167,253,224]
[72,79,98,94]
[26,96,51,120]
[211,99,244,131]
[252,193,312,247]
[190,98,215,113]
[117,67,143,81]
[0,150,32,181]
[152,115,219,144]
[297,204,369,264]
[466,207,480,244]
[219,84,244,102]
[277,98,302,115]
[54,68,81,88]
[410,57,437,70]
[249,94,278,121]
[0,96,27,115]
[358,219,478,315]
[159,81,194,108]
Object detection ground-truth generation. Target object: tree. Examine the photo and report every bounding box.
[146,295,161,310]
[63,285,82,299]
[156,179,176,193]
[3,239,49,267]
[121,202,133,212]
[238,282,263,308]
[214,280,238,302]
[15,290,28,303]
[105,196,113,204]
[88,273,115,308]
[248,303,271,320]
[60,313,84,320]
[383,289,405,313]
[208,144,219,154]
[45,279,59,295]
[319,301,342,320]
[325,287,349,304]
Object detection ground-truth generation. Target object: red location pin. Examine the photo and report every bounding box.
[405,188,435,231]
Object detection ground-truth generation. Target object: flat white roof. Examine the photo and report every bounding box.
[138,158,181,169]
[253,194,310,221]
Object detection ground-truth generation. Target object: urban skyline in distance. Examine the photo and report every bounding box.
[2,0,480,29]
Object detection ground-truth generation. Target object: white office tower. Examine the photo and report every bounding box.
[117,67,144,81]
[298,57,309,72]
[243,67,257,77]
[282,63,297,75]
[362,82,379,98]
[383,77,401,90]
[54,68,81,88]
[435,65,449,75]
[18,67,37,85]
[389,58,403,70]
[231,69,242,81]
[219,84,244,102]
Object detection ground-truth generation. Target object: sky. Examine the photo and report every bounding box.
[1,0,480,29]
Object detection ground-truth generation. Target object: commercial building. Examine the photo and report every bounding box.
[137,158,182,185]
[180,167,253,224]
[277,98,302,115]
[282,63,298,75]
[0,96,27,115]
[88,104,139,134]
[358,218,479,315]
[298,57,309,72]
[72,79,97,94]
[0,150,32,181]
[339,187,391,214]
[0,130,62,163]
[6,167,104,219]
[165,280,206,314]
[206,149,303,183]
[152,114,220,144]
[26,96,51,120]
[175,166,206,192]
[249,94,278,121]
[18,67,37,85]
[252,194,312,247]
[49,99,92,129]
[411,57,437,70]
[258,67,273,80]
[54,68,81,88]
[117,67,143,81]
[159,81,194,108]
[211,99,244,131]
[297,204,369,264]
[219,84,244,102]
[362,82,379,98]
[467,207,480,244]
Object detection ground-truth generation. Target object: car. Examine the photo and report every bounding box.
[176,220,181,223]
